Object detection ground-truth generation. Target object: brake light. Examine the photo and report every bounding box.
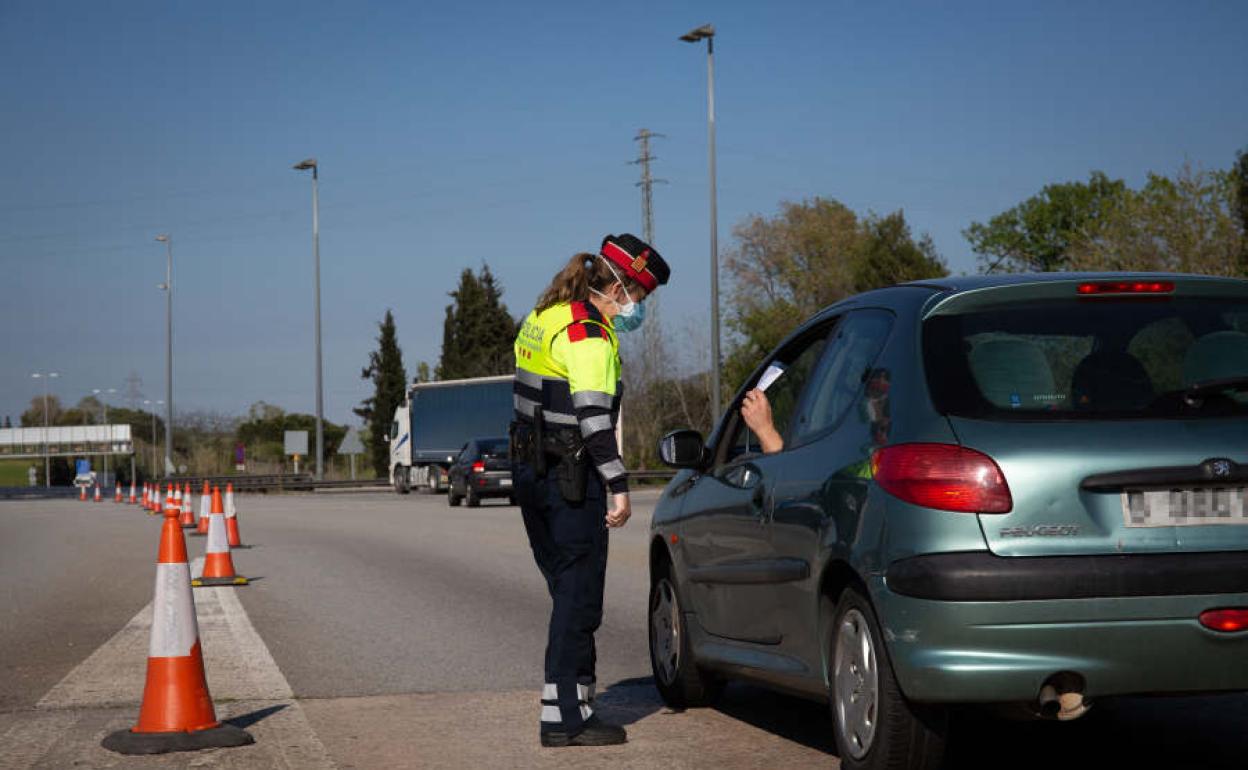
[871,443,1012,514]
[1076,280,1173,295]
[1199,608,1248,633]
[472,461,485,473]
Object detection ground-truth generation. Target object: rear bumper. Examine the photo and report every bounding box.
[872,575,1248,703]
[886,550,1248,601]
[467,472,513,497]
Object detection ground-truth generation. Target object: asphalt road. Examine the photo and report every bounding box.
[2,491,1246,768]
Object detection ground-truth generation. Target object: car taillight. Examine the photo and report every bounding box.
[871,443,1012,514]
[472,461,485,473]
[1199,608,1248,632]
[1076,280,1173,295]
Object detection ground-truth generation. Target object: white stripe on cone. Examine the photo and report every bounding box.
[149,562,198,658]
[206,511,229,555]
[199,491,210,521]
[226,488,236,519]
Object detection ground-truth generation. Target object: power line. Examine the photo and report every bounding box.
[629,129,667,246]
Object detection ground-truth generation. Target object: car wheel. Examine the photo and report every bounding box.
[393,467,410,495]
[427,468,442,494]
[508,495,517,506]
[466,486,481,507]
[830,586,946,770]
[447,484,461,507]
[649,558,721,708]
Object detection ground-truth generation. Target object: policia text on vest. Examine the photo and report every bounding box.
[510,234,670,748]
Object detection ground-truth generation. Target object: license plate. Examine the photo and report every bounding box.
[1122,487,1248,527]
[500,478,512,487]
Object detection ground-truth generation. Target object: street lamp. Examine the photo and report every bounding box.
[31,371,59,487]
[143,399,164,477]
[92,388,117,481]
[155,233,174,477]
[293,157,324,480]
[680,23,722,416]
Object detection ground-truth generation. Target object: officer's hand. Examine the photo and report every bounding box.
[606,492,632,528]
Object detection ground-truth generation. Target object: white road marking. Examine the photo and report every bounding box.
[9,557,334,768]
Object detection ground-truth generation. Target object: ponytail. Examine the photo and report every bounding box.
[534,252,645,312]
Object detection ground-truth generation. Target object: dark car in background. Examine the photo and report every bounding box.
[648,273,1248,770]
[447,437,513,507]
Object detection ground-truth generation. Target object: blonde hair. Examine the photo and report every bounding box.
[535,252,644,312]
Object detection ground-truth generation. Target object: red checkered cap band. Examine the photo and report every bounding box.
[600,241,659,292]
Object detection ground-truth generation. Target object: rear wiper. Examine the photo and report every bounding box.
[1183,376,1248,405]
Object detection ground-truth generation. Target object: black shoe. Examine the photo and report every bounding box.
[540,716,627,747]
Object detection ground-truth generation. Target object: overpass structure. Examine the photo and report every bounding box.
[0,425,133,459]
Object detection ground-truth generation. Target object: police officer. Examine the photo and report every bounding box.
[511,233,670,747]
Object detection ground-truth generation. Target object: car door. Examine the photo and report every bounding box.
[764,310,897,662]
[679,320,839,644]
[452,442,471,494]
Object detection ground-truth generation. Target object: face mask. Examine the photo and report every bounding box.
[593,257,647,333]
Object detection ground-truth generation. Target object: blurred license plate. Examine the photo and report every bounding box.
[1122,487,1248,527]
[500,478,512,487]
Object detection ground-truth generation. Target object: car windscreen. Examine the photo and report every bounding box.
[478,439,509,458]
[923,296,1248,420]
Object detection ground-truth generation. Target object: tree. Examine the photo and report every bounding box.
[435,264,517,380]
[355,310,407,477]
[963,171,1128,272]
[1234,147,1248,274]
[20,395,63,427]
[723,197,946,391]
[1067,162,1244,276]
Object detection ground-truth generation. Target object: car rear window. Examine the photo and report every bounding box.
[478,439,509,457]
[924,296,1248,420]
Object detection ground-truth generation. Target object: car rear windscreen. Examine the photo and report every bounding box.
[924,296,1248,420]
[478,439,509,457]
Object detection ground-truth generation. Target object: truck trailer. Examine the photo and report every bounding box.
[388,375,514,494]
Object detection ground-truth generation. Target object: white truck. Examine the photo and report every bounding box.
[388,375,515,494]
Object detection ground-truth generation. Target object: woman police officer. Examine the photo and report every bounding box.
[511,233,670,747]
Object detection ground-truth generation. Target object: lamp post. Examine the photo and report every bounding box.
[155,234,174,477]
[92,387,117,482]
[680,23,722,416]
[143,399,163,477]
[31,371,59,487]
[293,158,324,480]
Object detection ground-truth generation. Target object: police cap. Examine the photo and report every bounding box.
[599,234,670,292]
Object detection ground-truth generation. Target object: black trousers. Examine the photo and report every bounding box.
[514,460,609,735]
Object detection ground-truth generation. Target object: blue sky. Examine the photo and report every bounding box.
[2,0,1245,427]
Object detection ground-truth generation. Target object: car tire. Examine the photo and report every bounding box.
[427,468,442,494]
[649,558,722,709]
[447,483,461,507]
[508,495,517,506]
[393,467,410,495]
[466,486,481,507]
[830,586,946,770]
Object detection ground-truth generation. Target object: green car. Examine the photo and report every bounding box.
[648,273,1248,770]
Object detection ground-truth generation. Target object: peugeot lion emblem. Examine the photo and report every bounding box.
[1207,458,1234,478]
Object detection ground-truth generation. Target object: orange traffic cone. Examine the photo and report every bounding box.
[193,487,248,587]
[100,493,253,754]
[154,485,164,516]
[80,484,87,501]
[225,483,243,548]
[115,481,124,504]
[194,481,210,536]
[166,485,179,521]
[179,483,195,529]
[94,484,102,503]
[130,480,138,505]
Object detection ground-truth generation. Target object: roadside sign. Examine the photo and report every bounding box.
[234,442,246,471]
[284,431,309,456]
[339,428,364,455]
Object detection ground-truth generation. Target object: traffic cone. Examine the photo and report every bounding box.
[80,485,87,501]
[100,494,253,754]
[225,483,243,548]
[193,487,248,587]
[94,484,102,503]
[130,480,138,505]
[194,481,210,536]
[153,485,164,516]
[115,481,124,504]
[166,485,179,522]
[179,483,195,529]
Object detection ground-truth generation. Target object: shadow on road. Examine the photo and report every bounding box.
[225,703,288,729]
[594,676,667,727]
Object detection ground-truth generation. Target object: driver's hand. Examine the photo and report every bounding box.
[606,492,632,528]
[741,389,785,453]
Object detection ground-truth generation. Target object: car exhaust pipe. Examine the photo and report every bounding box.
[1037,673,1090,721]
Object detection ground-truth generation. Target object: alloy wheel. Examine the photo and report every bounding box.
[650,578,681,686]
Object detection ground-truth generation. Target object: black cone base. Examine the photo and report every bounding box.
[192,575,249,587]
[102,723,254,755]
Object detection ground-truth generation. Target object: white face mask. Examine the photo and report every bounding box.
[592,258,639,319]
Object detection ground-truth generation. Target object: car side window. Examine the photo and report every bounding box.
[718,320,838,465]
[789,310,894,448]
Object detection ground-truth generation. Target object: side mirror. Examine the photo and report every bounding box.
[659,430,707,469]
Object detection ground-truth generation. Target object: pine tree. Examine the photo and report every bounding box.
[355,310,407,477]
[435,264,517,379]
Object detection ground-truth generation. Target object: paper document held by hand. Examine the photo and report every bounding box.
[756,362,787,393]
